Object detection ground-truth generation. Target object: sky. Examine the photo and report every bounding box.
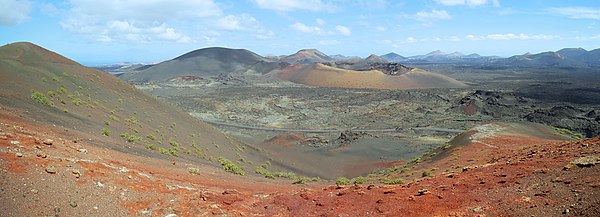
[1,0,600,65]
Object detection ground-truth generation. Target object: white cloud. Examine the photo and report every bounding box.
[0,0,32,25]
[375,26,386,31]
[60,0,223,43]
[251,0,334,12]
[319,39,340,45]
[215,13,273,39]
[316,18,325,25]
[466,33,560,40]
[335,25,351,36]
[414,10,451,22]
[59,0,274,43]
[290,22,323,34]
[548,7,600,19]
[435,0,499,7]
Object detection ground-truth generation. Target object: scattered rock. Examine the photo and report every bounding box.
[36,151,47,158]
[417,189,430,196]
[222,189,239,195]
[571,156,600,167]
[43,139,53,145]
[563,208,570,214]
[15,152,23,157]
[72,170,81,178]
[45,165,57,174]
[70,201,78,208]
[164,214,178,217]
[472,207,484,213]
[31,189,38,194]
[10,140,20,145]
[78,148,88,154]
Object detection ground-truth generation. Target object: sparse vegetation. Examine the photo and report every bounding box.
[254,167,275,179]
[120,133,141,143]
[145,143,158,151]
[101,128,111,136]
[188,167,201,175]
[381,177,405,185]
[31,89,54,107]
[335,177,351,185]
[422,170,432,177]
[218,157,245,176]
[146,134,155,140]
[72,98,82,106]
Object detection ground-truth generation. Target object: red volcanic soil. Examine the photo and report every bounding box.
[2,106,599,216]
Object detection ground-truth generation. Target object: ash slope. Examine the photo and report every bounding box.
[121,47,282,82]
[275,63,467,90]
[0,42,264,169]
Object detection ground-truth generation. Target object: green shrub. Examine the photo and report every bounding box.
[120,133,141,143]
[335,177,351,185]
[104,120,110,126]
[31,90,54,107]
[381,178,405,185]
[422,170,432,177]
[218,157,245,176]
[188,167,201,175]
[351,176,368,184]
[254,167,275,179]
[47,91,57,98]
[101,128,111,136]
[145,143,158,151]
[126,116,139,124]
[72,98,82,106]
[146,134,155,140]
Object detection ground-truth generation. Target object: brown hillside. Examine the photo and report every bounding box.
[276,63,466,90]
[0,42,265,171]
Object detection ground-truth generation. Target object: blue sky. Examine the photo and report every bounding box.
[1,0,600,65]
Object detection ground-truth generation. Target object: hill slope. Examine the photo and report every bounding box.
[0,42,264,170]
[275,63,466,90]
[121,47,281,82]
[280,49,334,64]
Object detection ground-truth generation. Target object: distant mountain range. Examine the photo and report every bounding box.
[380,48,600,67]
[101,47,600,78]
[117,47,465,90]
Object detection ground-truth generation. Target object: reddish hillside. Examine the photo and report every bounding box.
[276,63,466,90]
[2,115,598,216]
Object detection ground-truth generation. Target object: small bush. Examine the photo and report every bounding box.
[146,134,155,140]
[120,133,141,143]
[72,98,82,106]
[47,91,57,98]
[381,178,405,185]
[104,120,110,126]
[101,128,111,136]
[351,176,368,184]
[335,177,351,185]
[254,167,275,179]
[31,90,54,107]
[145,143,158,151]
[126,116,139,124]
[218,157,245,176]
[188,167,201,175]
[422,170,432,177]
